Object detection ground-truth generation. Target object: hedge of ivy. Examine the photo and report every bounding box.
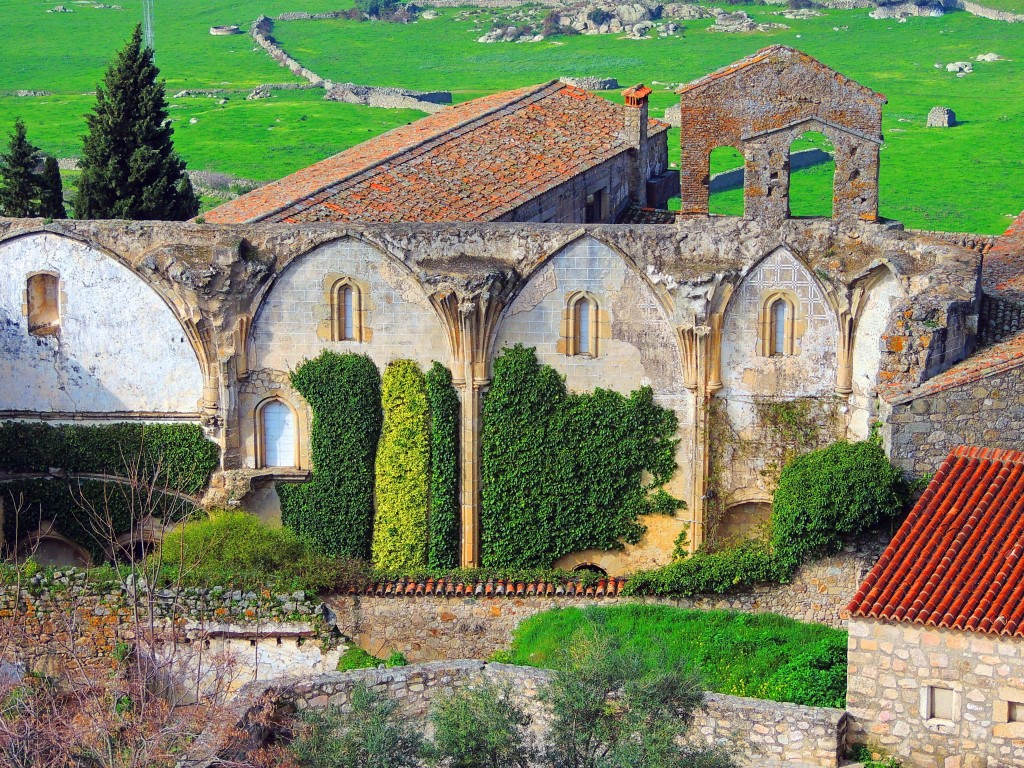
[2,477,199,560]
[372,360,431,570]
[425,362,460,570]
[0,421,219,495]
[279,351,383,558]
[625,438,906,597]
[481,345,681,568]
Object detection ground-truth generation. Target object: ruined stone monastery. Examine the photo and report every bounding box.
[2,45,1023,576]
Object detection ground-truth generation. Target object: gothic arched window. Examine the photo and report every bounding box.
[758,291,798,357]
[566,292,600,357]
[257,398,298,469]
[330,278,364,342]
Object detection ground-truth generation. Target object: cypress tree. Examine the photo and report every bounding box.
[0,119,42,218]
[74,25,199,221]
[38,156,66,220]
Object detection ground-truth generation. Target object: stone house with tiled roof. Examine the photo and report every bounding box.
[1,46,1023,574]
[205,81,675,226]
[847,446,1024,767]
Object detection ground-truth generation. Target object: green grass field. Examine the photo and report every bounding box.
[0,0,1021,231]
[496,605,849,708]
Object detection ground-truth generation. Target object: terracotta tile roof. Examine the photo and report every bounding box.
[675,45,884,102]
[345,577,628,598]
[983,209,1024,303]
[881,330,1024,405]
[849,446,1024,637]
[204,81,668,225]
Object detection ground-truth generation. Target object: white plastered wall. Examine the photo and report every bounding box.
[0,233,204,414]
[493,237,693,574]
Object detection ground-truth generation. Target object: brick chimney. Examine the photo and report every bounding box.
[622,83,653,205]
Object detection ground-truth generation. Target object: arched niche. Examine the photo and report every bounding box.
[0,233,205,414]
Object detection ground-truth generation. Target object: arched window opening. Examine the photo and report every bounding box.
[26,273,60,336]
[566,293,600,358]
[259,399,297,469]
[572,563,608,577]
[708,146,745,216]
[787,131,835,218]
[770,299,787,357]
[331,278,364,342]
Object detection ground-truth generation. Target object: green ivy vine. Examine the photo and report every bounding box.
[372,360,431,570]
[279,351,382,558]
[425,362,460,570]
[480,345,682,568]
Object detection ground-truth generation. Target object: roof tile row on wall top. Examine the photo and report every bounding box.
[348,577,628,599]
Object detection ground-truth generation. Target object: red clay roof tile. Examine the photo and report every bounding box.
[204,81,667,225]
[983,209,1024,303]
[849,446,1024,637]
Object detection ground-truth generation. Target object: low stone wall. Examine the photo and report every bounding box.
[202,661,846,768]
[328,540,884,662]
[941,0,1024,21]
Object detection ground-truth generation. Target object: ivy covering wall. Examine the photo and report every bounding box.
[425,362,460,570]
[481,345,681,568]
[279,351,383,558]
[372,360,431,570]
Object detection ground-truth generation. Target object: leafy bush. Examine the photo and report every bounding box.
[0,421,219,495]
[623,538,778,597]
[288,684,423,768]
[501,605,849,709]
[373,361,431,570]
[280,352,383,558]
[425,681,534,768]
[337,646,383,671]
[425,362,460,570]
[771,439,905,573]
[481,346,681,568]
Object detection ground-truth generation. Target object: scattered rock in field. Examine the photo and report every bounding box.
[421,9,437,18]
[559,76,619,90]
[946,61,973,74]
[976,52,1002,62]
[247,84,272,100]
[926,106,956,127]
[777,8,823,19]
[209,25,242,35]
[47,5,72,12]
[14,90,52,97]
[189,117,199,124]
[870,2,944,19]
[709,10,788,32]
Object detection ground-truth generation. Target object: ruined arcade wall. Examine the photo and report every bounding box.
[0,233,204,416]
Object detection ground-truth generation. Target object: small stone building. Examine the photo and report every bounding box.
[847,445,1024,767]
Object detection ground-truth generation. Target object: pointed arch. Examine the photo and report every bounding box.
[254,396,300,469]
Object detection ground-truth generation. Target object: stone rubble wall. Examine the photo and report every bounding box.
[939,0,1024,21]
[327,540,885,662]
[206,661,846,768]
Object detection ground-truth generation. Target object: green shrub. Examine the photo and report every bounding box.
[425,362,460,570]
[0,421,219,495]
[372,360,431,570]
[288,684,423,768]
[425,681,534,768]
[156,510,306,588]
[771,439,905,573]
[337,646,383,672]
[481,346,680,568]
[623,538,778,598]
[501,605,848,709]
[280,351,383,558]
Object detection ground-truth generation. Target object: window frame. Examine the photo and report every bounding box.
[254,397,300,470]
[757,290,799,357]
[330,277,364,343]
[26,272,61,336]
[565,291,601,358]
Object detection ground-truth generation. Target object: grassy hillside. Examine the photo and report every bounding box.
[0,0,1021,231]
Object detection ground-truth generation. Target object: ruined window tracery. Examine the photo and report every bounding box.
[256,398,298,469]
[330,277,364,342]
[566,292,600,357]
[26,273,60,336]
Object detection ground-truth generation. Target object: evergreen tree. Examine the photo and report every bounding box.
[38,156,66,219]
[0,119,42,217]
[74,25,199,220]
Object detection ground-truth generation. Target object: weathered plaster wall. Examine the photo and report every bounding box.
[849,269,903,439]
[0,233,204,415]
[212,661,847,768]
[494,236,693,572]
[847,617,1024,767]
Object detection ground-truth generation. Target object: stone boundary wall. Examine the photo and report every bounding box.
[198,661,846,768]
[940,0,1024,21]
[250,15,451,112]
[327,540,885,662]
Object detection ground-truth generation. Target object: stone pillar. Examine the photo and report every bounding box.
[744,139,789,223]
[679,323,720,552]
[622,84,652,207]
[836,310,855,395]
[430,276,516,568]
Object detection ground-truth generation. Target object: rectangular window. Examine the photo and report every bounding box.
[343,285,354,341]
[584,189,605,223]
[928,686,955,721]
[1009,701,1024,723]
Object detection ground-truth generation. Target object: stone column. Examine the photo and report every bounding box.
[679,323,719,552]
[430,276,515,568]
[836,310,855,395]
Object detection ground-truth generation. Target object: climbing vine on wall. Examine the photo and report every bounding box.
[279,351,382,558]
[425,362,460,570]
[372,360,431,570]
[480,345,681,569]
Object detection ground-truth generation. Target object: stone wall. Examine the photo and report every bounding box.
[940,0,1024,21]
[206,661,847,768]
[847,617,1024,767]
[884,359,1024,478]
[327,540,884,662]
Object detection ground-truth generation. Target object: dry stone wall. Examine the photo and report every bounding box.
[206,661,847,768]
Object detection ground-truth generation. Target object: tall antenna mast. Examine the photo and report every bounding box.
[142,0,155,52]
